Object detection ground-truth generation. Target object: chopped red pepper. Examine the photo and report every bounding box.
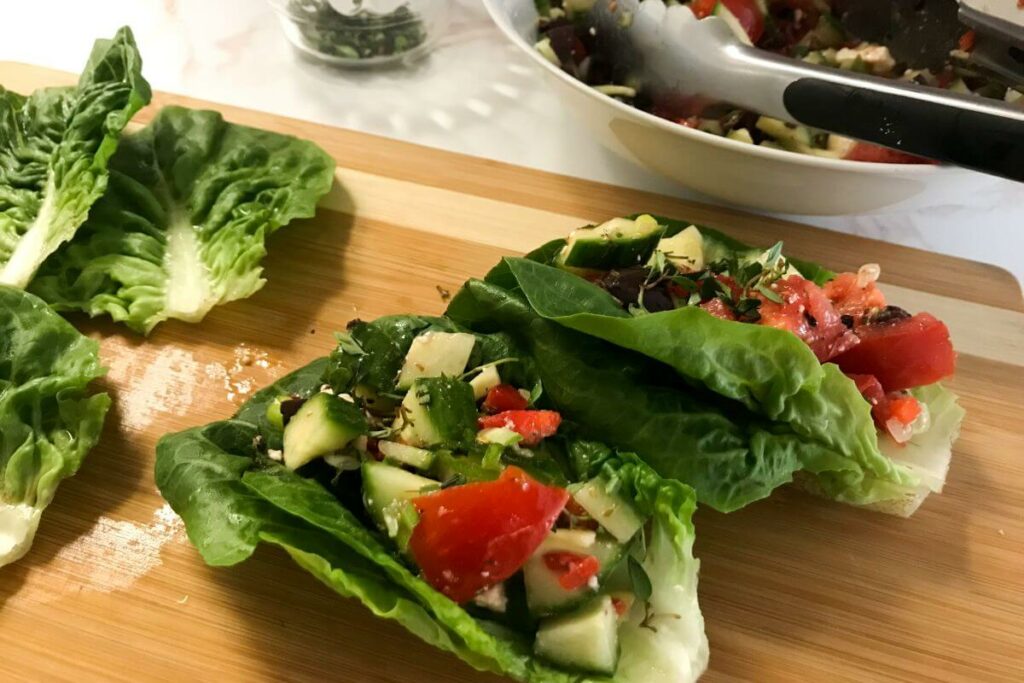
[848,373,923,440]
[482,384,529,413]
[478,410,562,446]
[543,551,601,591]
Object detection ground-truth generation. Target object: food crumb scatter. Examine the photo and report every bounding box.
[214,344,282,403]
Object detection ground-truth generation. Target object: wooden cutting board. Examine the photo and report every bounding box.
[1,62,1021,683]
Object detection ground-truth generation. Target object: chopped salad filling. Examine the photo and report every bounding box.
[535,0,1023,162]
[270,326,666,675]
[561,215,956,444]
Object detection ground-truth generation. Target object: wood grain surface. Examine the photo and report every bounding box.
[1,62,1022,683]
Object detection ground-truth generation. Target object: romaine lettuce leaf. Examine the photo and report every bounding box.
[447,278,852,512]
[566,442,708,681]
[0,285,110,566]
[471,217,960,514]
[30,105,335,334]
[157,319,708,682]
[0,27,151,288]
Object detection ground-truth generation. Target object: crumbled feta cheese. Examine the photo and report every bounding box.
[587,575,600,590]
[319,384,335,395]
[836,44,895,75]
[472,582,508,613]
[267,449,283,462]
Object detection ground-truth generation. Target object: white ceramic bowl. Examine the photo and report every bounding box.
[483,0,1005,216]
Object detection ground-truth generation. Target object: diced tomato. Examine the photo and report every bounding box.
[849,373,886,407]
[691,0,765,42]
[409,466,568,603]
[834,313,956,391]
[543,551,601,591]
[823,271,887,318]
[690,0,718,19]
[699,298,736,320]
[844,142,934,164]
[478,410,562,446]
[958,30,976,52]
[483,384,529,413]
[755,275,860,361]
[650,93,716,122]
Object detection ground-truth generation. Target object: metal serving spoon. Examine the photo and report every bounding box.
[586,0,1024,181]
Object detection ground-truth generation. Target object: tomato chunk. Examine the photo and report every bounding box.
[543,551,601,591]
[409,467,568,603]
[834,313,955,391]
[699,298,736,321]
[844,142,933,164]
[478,410,562,446]
[482,384,528,413]
[756,275,860,361]
[823,271,887,317]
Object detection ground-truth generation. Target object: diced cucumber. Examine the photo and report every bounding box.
[396,332,476,390]
[477,427,523,447]
[378,440,435,471]
[430,451,500,483]
[650,225,704,273]
[569,478,643,543]
[726,128,755,144]
[756,116,814,150]
[354,383,398,416]
[534,596,619,675]
[469,364,502,400]
[397,377,477,450]
[713,2,753,46]
[282,393,368,470]
[362,461,436,540]
[558,215,663,270]
[265,394,291,430]
[798,13,845,49]
[524,529,626,617]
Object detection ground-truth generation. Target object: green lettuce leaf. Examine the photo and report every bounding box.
[30,105,336,334]
[473,216,960,513]
[157,318,708,681]
[447,278,850,512]
[0,27,151,288]
[566,442,708,681]
[0,285,111,566]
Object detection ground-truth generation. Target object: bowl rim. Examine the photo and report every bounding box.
[482,0,952,178]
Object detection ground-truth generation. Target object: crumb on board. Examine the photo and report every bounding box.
[178,595,189,605]
[436,285,451,302]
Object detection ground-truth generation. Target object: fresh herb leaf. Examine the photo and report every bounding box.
[628,555,653,603]
[528,379,543,406]
[756,283,784,304]
[440,473,467,489]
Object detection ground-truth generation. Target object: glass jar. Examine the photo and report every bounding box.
[269,0,449,67]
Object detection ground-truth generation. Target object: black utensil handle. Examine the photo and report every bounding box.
[784,78,1024,181]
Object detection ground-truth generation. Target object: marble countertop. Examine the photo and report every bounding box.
[4,0,1022,283]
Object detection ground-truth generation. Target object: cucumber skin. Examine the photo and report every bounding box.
[560,231,663,270]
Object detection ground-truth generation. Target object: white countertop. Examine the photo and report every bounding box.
[4,0,1023,284]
